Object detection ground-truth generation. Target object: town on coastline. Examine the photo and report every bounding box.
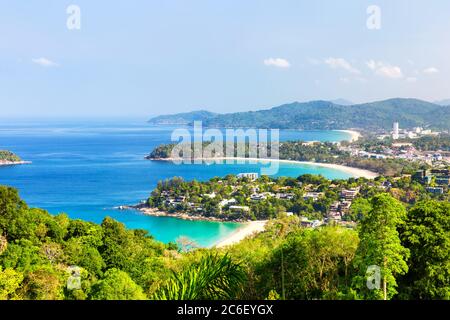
[134,121,450,242]
[131,163,449,226]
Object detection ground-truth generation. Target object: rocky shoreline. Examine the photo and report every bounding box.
[117,204,268,247]
[118,204,249,223]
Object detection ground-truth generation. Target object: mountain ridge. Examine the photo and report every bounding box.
[148,98,450,130]
[434,99,450,106]
[147,110,217,125]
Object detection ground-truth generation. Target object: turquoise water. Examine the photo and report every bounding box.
[0,120,353,246]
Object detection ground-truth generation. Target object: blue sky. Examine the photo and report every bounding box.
[1,0,449,118]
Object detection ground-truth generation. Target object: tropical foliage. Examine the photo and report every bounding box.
[0,180,449,300]
[0,151,21,162]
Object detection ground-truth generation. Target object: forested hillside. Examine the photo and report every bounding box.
[1,183,449,300]
[148,98,450,130]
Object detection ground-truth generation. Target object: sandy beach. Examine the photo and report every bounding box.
[215,220,268,248]
[123,206,268,247]
[335,130,361,142]
[150,156,378,179]
[218,157,378,179]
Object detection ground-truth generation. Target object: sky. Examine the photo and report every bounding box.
[1,0,449,118]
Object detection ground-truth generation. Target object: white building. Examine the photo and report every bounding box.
[392,122,400,140]
[229,205,250,213]
[219,198,237,207]
[237,173,259,181]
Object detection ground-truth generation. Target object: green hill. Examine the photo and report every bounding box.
[148,98,450,130]
[0,150,21,162]
[148,110,217,125]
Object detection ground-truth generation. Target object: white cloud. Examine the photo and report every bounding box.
[263,58,291,68]
[366,60,403,79]
[423,67,439,74]
[32,57,59,67]
[324,57,360,74]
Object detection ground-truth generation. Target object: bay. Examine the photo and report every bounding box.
[0,119,353,246]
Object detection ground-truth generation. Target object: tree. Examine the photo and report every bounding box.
[64,238,105,277]
[153,253,246,300]
[400,200,450,299]
[352,194,409,300]
[262,226,359,300]
[19,267,64,300]
[0,267,23,300]
[90,268,147,300]
[347,198,372,222]
[0,186,31,242]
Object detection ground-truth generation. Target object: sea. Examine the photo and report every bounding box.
[0,119,354,247]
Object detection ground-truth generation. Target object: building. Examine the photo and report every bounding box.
[426,187,444,195]
[433,153,443,161]
[412,169,431,184]
[303,192,324,201]
[276,193,295,200]
[436,177,450,186]
[229,206,250,213]
[340,189,359,201]
[237,173,259,181]
[413,169,450,187]
[300,219,323,228]
[431,169,450,175]
[203,192,216,199]
[174,196,186,203]
[219,198,237,207]
[392,122,400,140]
[250,193,267,201]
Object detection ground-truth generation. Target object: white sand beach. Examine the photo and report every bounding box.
[335,130,361,142]
[196,157,378,179]
[215,220,268,248]
[277,159,378,179]
[132,206,268,247]
[150,156,378,179]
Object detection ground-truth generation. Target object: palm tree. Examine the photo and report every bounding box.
[153,253,246,300]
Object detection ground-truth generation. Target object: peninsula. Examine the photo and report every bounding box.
[0,150,30,166]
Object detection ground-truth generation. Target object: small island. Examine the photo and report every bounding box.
[0,150,29,166]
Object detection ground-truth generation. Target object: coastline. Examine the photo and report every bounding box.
[334,129,361,142]
[124,206,244,223]
[0,160,32,167]
[121,206,267,247]
[149,157,378,179]
[214,220,268,248]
